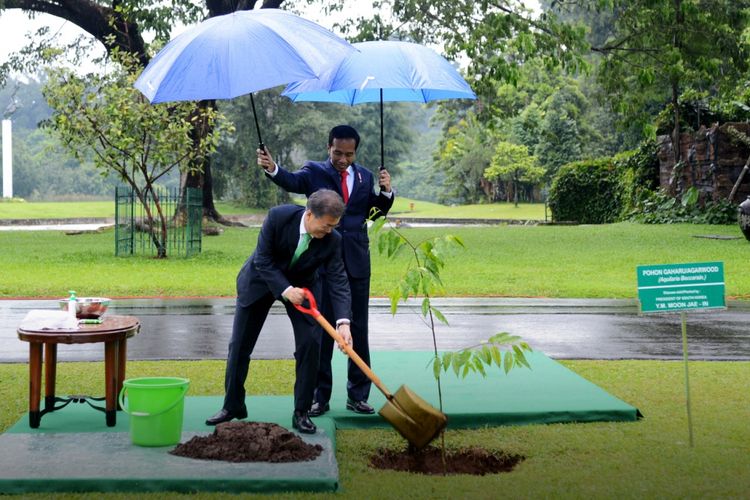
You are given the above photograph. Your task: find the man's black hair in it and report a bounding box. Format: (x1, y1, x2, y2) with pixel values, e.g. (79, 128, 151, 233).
(328, 125, 360, 150)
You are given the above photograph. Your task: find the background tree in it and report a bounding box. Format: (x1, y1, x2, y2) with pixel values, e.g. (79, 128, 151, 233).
(577, 0, 750, 156)
(433, 113, 495, 204)
(485, 141, 544, 206)
(43, 51, 228, 257)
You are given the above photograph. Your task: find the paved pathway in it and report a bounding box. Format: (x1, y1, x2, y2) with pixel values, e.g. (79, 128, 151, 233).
(2, 297, 748, 362)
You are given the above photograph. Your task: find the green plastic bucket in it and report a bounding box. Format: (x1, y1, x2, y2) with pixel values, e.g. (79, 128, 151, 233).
(118, 377, 190, 447)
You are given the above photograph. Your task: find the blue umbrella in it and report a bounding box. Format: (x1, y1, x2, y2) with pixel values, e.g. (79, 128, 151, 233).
(134, 9, 356, 147)
(282, 40, 476, 169)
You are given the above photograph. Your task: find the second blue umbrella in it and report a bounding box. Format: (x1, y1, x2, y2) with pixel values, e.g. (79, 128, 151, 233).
(282, 40, 476, 169)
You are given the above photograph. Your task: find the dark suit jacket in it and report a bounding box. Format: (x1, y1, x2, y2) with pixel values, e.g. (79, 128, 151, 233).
(268, 159, 394, 279)
(235, 204, 350, 320)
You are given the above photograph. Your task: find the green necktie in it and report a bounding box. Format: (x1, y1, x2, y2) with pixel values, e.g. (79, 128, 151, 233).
(290, 233, 312, 267)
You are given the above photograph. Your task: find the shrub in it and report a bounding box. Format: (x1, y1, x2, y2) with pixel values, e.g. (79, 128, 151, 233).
(548, 158, 623, 223)
(615, 139, 660, 215)
(626, 187, 736, 224)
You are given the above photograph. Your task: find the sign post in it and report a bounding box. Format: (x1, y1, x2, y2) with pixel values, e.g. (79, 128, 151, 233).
(636, 261, 726, 447)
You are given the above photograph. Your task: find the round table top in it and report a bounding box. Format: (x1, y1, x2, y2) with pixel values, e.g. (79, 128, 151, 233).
(17, 315, 140, 344)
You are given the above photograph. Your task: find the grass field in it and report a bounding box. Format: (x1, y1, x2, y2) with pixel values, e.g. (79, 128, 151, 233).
(0, 199, 547, 220)
(0, 221, 747, 299)
(0, 359, 747, 498)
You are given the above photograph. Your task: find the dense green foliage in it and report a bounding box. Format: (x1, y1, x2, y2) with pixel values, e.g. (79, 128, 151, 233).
(549, 137, 736, 225)
(548, 158, 623, 223)
(628, 188, 737, 225)
(587, 0, 750, 143)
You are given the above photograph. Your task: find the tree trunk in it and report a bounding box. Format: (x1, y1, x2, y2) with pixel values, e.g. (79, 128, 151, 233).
(672, 0, 683, 165)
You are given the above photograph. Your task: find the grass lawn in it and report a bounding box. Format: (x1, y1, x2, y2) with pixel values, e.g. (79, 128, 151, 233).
(0, 359, 747, 498)
(388, 197, 547, 220)
(0, 200, 266, 219)
(0, 198, 546, 220)
(1, 222, 747, 299)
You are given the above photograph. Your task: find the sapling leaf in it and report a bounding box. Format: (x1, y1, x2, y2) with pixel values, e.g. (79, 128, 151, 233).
(491, 347, 502, 367)
(503, 351, 513, 373)
(442, 352, 453, 372)
(473, 356, 487, 377)
(432, 357, 441, 379)
(433, 307, 449, 325)
(480, 346, 493, 364)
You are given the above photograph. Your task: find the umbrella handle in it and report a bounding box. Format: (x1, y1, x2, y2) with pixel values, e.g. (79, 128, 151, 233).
(379, 88, 386, 188)
(249, 93, 265, 151)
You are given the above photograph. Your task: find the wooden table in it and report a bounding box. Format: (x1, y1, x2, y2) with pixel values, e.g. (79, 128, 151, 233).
(17, 315, 140, 428)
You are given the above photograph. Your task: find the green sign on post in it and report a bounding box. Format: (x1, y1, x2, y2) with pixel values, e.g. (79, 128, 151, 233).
(636, 262, 726, 314)
(636, 261, 726, 448)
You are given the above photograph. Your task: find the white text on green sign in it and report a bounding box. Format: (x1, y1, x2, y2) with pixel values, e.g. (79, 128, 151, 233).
(636, 262, 725, 313)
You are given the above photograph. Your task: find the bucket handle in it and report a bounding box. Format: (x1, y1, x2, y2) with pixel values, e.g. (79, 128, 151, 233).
(118, 382, 189, 418)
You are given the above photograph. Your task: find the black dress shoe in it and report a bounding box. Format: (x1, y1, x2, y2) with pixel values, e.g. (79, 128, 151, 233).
(292, 410, 317, 434)
(309, 401, 330, 417)
(346, 398, 375, 414)
(205, 407, 247, 426)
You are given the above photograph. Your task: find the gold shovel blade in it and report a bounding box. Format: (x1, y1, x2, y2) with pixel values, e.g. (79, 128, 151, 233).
(378, 385, 447, 450)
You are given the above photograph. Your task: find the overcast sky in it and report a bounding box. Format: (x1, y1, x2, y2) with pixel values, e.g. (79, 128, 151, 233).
(0, 2, 540, 76)
(0, 4, 354, 72)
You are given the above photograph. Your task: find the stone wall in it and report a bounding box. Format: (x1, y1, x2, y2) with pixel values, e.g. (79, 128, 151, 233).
(656, 122, 750, 203)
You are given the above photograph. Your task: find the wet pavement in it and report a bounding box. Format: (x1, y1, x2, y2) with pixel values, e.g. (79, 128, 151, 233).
(2, 297, 749, 362)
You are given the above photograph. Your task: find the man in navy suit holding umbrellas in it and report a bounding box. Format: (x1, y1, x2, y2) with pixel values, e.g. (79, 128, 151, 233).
(206, 189, 352, 434)
(257, 125, 393, 416)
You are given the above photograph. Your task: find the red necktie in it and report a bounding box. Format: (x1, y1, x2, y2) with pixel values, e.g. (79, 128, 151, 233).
(340, 170, 349, 203)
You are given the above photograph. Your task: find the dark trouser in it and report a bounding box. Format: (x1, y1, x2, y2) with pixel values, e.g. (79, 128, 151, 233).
(314, 274, 371, 404)
(224, 293, 321, 413)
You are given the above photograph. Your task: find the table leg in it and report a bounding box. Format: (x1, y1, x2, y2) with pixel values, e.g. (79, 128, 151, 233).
(104, 340, 119, 427)
(28, 343, 42, 428)
(116, 338, 128, 410)
(44, 343, 58, 411)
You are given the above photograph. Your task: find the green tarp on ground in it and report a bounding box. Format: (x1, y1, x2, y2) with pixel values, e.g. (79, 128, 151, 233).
(0, 351, 640, 494)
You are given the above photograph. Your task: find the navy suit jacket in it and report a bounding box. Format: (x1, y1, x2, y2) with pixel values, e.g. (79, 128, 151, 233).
(235, 204, 350, 321)
(268, 159, 394, 279)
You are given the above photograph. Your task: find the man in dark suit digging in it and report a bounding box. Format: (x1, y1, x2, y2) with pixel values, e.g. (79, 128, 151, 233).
(257, 125, 393, 417)
(205, 189, 351, 434)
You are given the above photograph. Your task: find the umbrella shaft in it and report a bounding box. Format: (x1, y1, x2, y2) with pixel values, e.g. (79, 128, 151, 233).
(250, 93, 264, 150)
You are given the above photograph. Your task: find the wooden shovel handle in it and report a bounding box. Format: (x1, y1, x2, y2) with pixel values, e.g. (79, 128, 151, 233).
(294, 288, 393, 399)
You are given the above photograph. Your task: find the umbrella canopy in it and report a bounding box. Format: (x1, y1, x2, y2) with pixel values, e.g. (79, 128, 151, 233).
(136, 9, 355, 103)
(281, 40, 476, 168)
(134, 9, 356, 146)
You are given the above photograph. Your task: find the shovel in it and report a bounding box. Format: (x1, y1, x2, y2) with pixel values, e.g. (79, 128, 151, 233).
(294, 288, 447, 450)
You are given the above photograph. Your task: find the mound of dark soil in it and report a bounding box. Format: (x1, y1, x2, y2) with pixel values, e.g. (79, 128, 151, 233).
(370, 446, 524, 475)
(170, 421, 323, 463)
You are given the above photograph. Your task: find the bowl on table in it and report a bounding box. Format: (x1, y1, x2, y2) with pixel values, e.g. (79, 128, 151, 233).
(58, 297, 111, 319)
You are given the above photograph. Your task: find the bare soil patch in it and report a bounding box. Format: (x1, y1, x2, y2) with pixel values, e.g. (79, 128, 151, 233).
(370, 446, 524, 475)
(170, 421, 323, 463)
